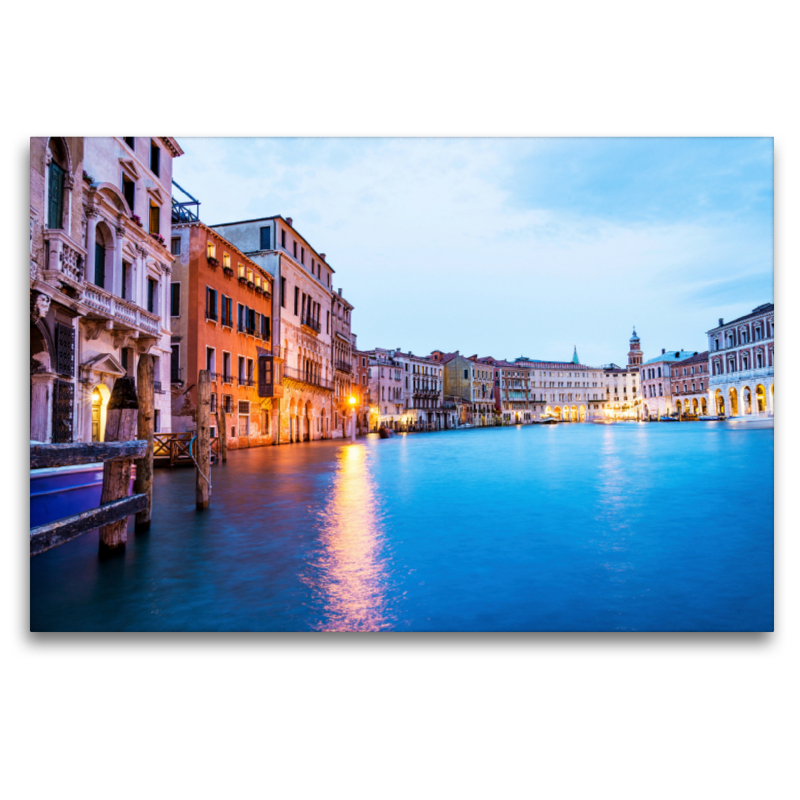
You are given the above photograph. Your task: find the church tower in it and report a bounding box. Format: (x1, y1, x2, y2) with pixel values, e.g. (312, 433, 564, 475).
(628, 327, 642, 370)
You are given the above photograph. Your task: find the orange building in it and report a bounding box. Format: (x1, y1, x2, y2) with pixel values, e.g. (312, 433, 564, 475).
(170, 220, 275, 448)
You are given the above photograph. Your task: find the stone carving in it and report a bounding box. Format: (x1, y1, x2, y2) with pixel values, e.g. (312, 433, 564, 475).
(30, 292, 51, 322)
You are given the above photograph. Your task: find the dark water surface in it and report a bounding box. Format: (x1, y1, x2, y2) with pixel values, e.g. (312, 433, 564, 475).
(30, 423, 774, 632)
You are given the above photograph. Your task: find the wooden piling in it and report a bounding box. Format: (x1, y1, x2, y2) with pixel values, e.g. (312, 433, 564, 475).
(196, 370, 211, 509)
(99, 377, 138, 556)
(217, 408, 227, 463)
(134, 354, 154, 532)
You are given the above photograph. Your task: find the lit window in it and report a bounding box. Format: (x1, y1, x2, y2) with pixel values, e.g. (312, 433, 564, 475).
(238, 264, 245, 278)
(207, 242, 216, 259)
(223, 253, 230, 268)
(247, 269, 253, 283)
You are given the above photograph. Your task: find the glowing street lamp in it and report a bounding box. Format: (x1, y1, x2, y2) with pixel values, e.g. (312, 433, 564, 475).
(349, 396, 357, 442)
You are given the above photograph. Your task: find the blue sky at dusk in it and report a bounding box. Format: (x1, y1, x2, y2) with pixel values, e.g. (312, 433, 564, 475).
(173, 137, 773, 366)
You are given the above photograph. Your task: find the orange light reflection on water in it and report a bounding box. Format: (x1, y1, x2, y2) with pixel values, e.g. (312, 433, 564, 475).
(311, 444, 394, 632)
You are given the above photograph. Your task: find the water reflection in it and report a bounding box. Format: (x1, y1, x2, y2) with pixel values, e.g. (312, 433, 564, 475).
(306, 444, 395, 631)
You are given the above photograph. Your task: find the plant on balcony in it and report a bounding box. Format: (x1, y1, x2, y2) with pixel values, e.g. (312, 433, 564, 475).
(131, 214, 143, 227)
(238, 275, 247, 283)
(247, 280, 255, 289)
(254, 286, 263, 294)
(82, 170, 95, 184)
(207, 255, 219, 267)
(150, 232, 166, 246)
(223, 266, 234, 276)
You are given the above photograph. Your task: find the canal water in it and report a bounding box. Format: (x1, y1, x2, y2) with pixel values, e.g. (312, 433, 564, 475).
(30, 422, 774, 632)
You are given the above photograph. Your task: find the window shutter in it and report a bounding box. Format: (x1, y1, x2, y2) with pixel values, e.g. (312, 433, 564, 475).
(48, 162, 65, 230)
(94, 243, 105, 288)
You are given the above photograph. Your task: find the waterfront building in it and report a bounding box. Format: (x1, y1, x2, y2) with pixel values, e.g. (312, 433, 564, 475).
(476, 357, 530, 424)
(407, 352, 447, 430)
(352, 342, 371, 435)
(600, 364, 641, 419)
(30, 136, 182, 444)
(520, 352, 606, 421)
(169, 218, 274, 448)
(707, 303, 774, 417)
(210, 216, 335, 442)
(366, 348, 410, 430)
(670, 351, 710, 417)
(640, 349, 698, 419)
(433, 351, 495, 425)
(330, 288, 355, 438)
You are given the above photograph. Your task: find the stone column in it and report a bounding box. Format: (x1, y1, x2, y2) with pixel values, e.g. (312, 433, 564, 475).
(30, 372, 56, 442)
(84, 209, 99, 282)
(113, 225, 126, 297)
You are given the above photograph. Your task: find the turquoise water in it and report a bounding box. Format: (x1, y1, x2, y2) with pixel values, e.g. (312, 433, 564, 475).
(30, 422, 774, 632)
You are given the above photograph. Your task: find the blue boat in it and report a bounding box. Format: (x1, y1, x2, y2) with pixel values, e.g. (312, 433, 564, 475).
(31, 463, 136, 529)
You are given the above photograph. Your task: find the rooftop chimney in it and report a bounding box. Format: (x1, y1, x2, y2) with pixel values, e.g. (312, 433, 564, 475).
(719, 318, 724, 326)
(338, 288, 342, 295)
(286, 217, 293, 227)
(662, 348, 666, 355)
(320, 253, 326, 261)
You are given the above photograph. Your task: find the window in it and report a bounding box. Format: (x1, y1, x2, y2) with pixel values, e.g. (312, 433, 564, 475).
(171, 237, 181, 256)
(171, 344, 180, 382)
(123, 174, 135, 213)
(261, 314, 271, 340)
(149, 200, 160, 235)
(119, 260, 129, 300)
(223, 253, 230, 269)
(47, 158, 66, 230)
(247, 358, 254, 384)
(281, 230, 286, 249)
(224, 394, 233, 413)
(221, 295, 233, 327)
(293, 241, 298, 259)
(260, 226, 271, 250)
(464, 369, 468, 379)
(238, 263, 245, 279)
(300, 246, 305, 264)
(206, 347, 215, 373)
(238, 303, 245, 332)
(255, 276, 261, 289)
(205, 286, 217, 321)
(280, 277, 286, 308)
(147, 277, 157, 314)
(150, 140, 160, 177)
(294, 286, 299, 316)
(170, 282, 180, 316)
(223, 352, 231, 382)
(247, 269, 253, 283)
(207, 242, 216, 260)
(238, 356, 245, 382)
(124, 137, 135, 150)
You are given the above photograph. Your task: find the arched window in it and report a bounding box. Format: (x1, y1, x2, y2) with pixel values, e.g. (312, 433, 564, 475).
(47, 139, 69, 230)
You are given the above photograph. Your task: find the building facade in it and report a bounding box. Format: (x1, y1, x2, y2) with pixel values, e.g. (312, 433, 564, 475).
(211, 216, 335, 442)
(331, 289, 355, 438)
(169, 220, 274, 448)
(707, 303, 774, 417)
(434, 352, 495, 426)
(524, 357, 606, 421)
(352, 343, 371, 435)
(30, 136, 182, 444)
(640, 350, 698, 419)
(670, 351, 710, 417)
(367, 348, 410, 430)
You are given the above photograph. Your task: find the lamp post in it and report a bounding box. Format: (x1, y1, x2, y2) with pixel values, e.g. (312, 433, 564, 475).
(349, 395, 356, 442)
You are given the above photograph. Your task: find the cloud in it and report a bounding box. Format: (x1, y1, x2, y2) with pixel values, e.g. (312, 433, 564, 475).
(174, 138, 773, 366)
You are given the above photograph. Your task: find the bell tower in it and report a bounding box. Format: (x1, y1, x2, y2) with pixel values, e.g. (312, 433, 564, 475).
(628, 327, 642, 369)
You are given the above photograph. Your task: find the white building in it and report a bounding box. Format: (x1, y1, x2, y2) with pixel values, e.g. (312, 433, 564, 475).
(30, 136, 182, 443)
(707, 303, 774, 417)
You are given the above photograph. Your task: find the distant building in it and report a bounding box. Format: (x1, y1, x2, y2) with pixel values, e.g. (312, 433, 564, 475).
(670, 351, 710, 417)
(351, 342, 371, 435)
(707, 303, 774, 417)
(434, 351, 495, 426)
(520, 353, 606, 421)
(330, 288, 355, 438)
(640, 349, 698, 419)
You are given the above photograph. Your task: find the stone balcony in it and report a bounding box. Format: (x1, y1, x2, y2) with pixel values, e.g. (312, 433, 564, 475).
(41, 228, 86, 290)
(82, 284, 162, 338)
(709, 367, 774, 387)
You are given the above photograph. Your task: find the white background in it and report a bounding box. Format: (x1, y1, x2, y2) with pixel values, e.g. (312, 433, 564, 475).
(4, 2, 796, 798)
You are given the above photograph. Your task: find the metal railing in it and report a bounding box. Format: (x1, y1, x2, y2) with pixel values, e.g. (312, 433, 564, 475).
(335, 360, 352, 373)
(283, 365, 332, 390)
(301, 316, 321, 332)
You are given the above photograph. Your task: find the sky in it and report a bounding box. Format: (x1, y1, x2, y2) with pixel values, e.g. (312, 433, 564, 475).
(173, 138, 773, 367)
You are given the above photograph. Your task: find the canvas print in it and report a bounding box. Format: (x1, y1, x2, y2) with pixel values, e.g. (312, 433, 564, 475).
(29, 137, 774, 632)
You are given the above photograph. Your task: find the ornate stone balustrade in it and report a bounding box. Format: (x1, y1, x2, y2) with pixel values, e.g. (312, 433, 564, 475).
(82, 284, 161, 336)
(42, 228, 85, 286)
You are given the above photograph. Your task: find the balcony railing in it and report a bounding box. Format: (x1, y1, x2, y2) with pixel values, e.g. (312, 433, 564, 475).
(239, 377, 255, 387)
(83, 284, 161, 336)
(283, 365, 332, 391)
(301, 316, 321, 333)
(335, 360, 352, 373)
(154, 381, 164, 394)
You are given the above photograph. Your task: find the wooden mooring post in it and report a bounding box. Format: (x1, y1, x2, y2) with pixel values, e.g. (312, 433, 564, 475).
(217, 408, 227, 463)
(134, 354, 154, 532)
(196, 370, 211, 509)
(99, 377, 139, 556)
